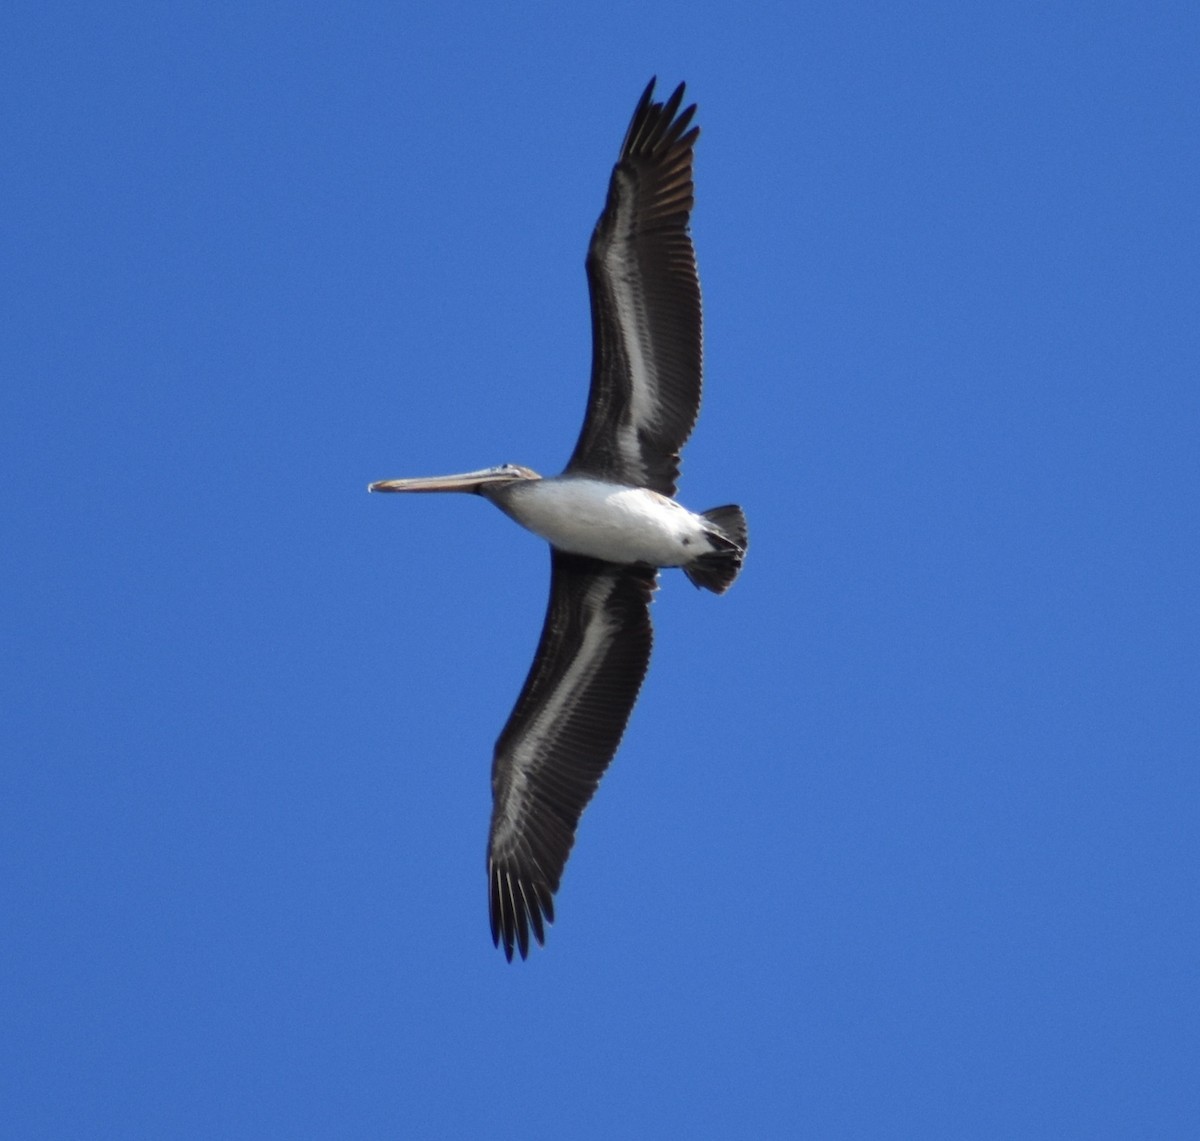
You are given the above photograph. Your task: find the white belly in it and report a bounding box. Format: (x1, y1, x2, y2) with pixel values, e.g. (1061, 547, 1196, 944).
(500, 478, 708, 566)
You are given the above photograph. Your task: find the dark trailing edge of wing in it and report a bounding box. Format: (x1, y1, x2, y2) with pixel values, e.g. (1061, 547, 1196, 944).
(566, 78, 703, 497)
(487, 550, 658, 960)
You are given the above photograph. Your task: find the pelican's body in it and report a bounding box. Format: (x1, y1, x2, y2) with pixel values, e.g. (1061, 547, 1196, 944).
(498, 477, 707, 566)
(370, 80, 748, 959)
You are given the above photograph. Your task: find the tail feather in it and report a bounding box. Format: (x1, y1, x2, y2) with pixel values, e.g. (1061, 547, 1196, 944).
(684, 504, 748, 594)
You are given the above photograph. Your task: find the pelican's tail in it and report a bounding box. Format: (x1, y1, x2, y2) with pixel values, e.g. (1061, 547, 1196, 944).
(684, 505, 748, 594)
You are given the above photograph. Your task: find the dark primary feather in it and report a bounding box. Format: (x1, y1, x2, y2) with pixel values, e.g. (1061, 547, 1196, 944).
(566, 78, 703, 497)
(487, 551, 657, 960)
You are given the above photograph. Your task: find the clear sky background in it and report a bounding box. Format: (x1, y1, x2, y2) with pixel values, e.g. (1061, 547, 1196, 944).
(4, 3, 1198, 1137)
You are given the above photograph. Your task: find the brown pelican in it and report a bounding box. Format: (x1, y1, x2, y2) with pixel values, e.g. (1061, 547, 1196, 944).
(370, 80, 748, 960)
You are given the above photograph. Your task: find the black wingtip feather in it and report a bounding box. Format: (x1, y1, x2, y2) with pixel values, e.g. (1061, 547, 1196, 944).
(489, 857, 555, 962)
(620, 78, 697, 164)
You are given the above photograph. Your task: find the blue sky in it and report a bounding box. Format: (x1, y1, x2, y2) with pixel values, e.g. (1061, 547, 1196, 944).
(4, 2, 1198, 1136)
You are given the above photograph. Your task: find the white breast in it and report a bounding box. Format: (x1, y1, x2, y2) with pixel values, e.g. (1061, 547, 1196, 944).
(500, 478, 708, 567)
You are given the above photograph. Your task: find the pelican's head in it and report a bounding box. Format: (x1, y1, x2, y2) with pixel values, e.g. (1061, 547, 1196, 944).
(368, 463, 541, 495)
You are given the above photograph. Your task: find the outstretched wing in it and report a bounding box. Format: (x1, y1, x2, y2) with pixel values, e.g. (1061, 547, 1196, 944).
(487, 550, 657, 960)
(564, 79, 703, 497)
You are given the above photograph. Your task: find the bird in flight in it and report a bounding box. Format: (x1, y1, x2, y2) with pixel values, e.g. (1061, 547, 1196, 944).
(370, 79, 747, 959)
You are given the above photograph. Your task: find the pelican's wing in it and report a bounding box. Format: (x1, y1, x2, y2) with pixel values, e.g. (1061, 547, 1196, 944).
(487, 550, 657, 960)
(564, 79, 703, 497)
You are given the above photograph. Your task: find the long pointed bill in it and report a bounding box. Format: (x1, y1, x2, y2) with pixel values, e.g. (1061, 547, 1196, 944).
(368, 466, 536, 494)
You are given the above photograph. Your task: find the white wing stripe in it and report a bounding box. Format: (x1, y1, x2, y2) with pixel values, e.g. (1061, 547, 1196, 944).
(492, 575, 618, 848)
(605, 172, 659, 482)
